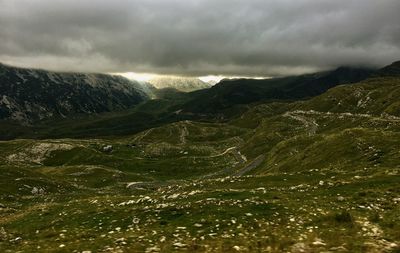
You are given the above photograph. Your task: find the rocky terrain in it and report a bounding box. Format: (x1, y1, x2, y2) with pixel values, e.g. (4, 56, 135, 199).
(0, 62, 399, 252)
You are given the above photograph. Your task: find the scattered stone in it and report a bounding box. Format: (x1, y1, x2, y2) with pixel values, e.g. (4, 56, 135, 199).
(312, 238, 326, 246)
(9, 237, 22, 243)
(329, 246, 347, 251)
(173, 242, 187, 248)
(145, 246, 161, 253)
(102, 145, 113, 153)
(116, 238, 126, 243)
(291, 242, 310, 253)
(31, 187, 45, 195)
(233, 245, 242, 251)
(168, 193, 180, 199)
(337, 196, 345, 201)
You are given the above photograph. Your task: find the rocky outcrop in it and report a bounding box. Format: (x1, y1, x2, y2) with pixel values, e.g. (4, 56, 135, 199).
(0, 63, 150, 123)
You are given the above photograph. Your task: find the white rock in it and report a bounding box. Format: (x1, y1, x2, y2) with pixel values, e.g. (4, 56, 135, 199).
(102, 145, 113, 152)
(233, 245, 241, 251)
(169, 193, 180, 199)
(312, 239, 326, 246)
(145, 246, 161, 253)
(173, 242, 187, 248)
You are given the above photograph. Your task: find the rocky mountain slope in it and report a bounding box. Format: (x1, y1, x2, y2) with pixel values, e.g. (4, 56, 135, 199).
(0, 63, 149, 124)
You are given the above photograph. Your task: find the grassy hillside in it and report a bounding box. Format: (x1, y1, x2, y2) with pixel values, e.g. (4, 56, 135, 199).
(0, 70, 399, 252)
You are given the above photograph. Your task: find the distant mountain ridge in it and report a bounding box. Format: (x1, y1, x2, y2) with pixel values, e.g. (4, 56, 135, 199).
(376, 60, 400, 77)
(181, 66, 375, 114)
(0, 63, 149, 123)
(148, 76, 212, 92)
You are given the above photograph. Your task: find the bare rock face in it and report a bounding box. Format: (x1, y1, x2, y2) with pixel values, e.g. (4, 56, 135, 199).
(0, 63, 150, 124)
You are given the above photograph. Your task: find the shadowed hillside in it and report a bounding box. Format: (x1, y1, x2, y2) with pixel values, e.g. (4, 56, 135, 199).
(181, 67, 374, 114)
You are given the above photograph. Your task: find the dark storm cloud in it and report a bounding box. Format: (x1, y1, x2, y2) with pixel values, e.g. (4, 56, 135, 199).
(0, 0, 400, 76)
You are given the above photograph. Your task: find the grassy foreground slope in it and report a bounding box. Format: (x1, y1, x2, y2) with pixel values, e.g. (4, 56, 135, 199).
(0, 77, 400, 252)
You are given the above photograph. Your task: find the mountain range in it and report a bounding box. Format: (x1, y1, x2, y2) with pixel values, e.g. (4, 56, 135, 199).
(0, 62, 377, 128)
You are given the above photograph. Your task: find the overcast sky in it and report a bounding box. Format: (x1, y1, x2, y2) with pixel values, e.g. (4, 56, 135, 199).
(1, 0, 399, 76)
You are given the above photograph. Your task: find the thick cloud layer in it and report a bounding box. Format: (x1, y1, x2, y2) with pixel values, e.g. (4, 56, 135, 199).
(1, 0, 399, 76)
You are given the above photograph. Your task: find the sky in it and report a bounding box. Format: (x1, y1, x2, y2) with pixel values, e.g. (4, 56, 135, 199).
(1, 0, 400, 79)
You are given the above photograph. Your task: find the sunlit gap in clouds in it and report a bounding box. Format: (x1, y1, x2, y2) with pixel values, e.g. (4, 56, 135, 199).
(114, 73, 270, 84)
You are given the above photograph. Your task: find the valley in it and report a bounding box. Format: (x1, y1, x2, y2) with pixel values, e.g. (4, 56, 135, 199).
(0, 63, 399, 252)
